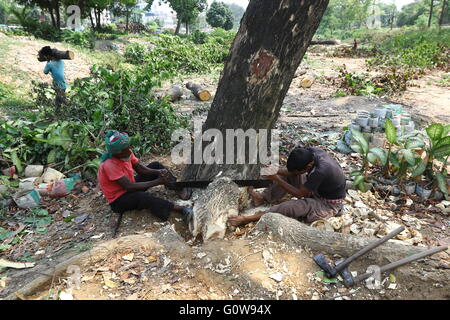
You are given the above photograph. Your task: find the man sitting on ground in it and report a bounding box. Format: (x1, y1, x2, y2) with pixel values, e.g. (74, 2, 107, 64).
(97, 130, 193, 224)
(228, 147, 346, 226)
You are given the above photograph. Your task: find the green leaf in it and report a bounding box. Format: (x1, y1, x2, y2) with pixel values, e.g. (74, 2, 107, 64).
(405, 138, 425, 149)
(435, 136, 450, 149)
(354, 175, 365, 186)
(369, 147, 387, 165)
(390, 152, 401, 168)
(0, 244, 12, 252)
(350, 170, 362, 177)
(411, 162, 427, 177)
(426, 123, 444, 142)
(385, 119, 397, 145)
(32, 209, 48, 217)
(367, 152, 377, 164)
(442, 125, 450, 138)
(36, 227, 48, 233)
(351, 129, 369, 154)
(400, 149, 415, 166)
(47, 149, 57, 164)
(63, 216, 75, 223)
(433, 144, 450, 158)
(350, 144, 363, 154)
(436, 172, 448, 196)
(10, 150, 23, 174)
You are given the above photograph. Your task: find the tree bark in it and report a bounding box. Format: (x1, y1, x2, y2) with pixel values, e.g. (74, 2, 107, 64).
(126, 12, 129, 32)
(175, 19, 181, 35)
(256, 213, 430, 264)
(48, 6, 56, 28)
(439, 0, 448, 27)
(181, 0, 330, 183)
(428, 0, 435, 27)
(89, 11, 95, 30)
(55, 0, 61, 29)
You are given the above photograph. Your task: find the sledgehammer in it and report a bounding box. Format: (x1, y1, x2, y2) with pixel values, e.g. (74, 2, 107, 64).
(313, 226, 405, 286)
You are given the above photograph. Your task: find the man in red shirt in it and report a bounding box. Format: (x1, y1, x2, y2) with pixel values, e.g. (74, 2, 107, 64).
(98, 130, 193, 225)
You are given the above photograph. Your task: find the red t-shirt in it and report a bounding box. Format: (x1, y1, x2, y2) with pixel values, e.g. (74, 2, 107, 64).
(97, 153, 139, 203)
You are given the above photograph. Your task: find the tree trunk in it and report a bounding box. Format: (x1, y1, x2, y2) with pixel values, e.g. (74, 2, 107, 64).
(175, 19, 181, 35)
(439, 0, 448, 27)
(428, 0, 435, 27)
(181, 0, 330, 183)
(96, 8, 101, 31)
(48, 6, 56, 28)
(186, 22, 189, 34)
(89, 11, 95, 30)
(126, 11, 129, 32)
(256, 213, 429, 264)
(55, 0, 61, 29)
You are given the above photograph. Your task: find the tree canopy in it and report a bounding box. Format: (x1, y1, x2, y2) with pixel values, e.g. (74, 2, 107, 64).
(206, 1, 233, 30)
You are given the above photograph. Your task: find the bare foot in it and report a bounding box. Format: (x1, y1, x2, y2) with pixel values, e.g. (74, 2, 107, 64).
(248, 187, 265, 207)
(228, 215, 249, 227)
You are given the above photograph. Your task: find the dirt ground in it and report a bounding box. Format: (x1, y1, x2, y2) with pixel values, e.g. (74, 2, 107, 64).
(0, 39, 449, 300)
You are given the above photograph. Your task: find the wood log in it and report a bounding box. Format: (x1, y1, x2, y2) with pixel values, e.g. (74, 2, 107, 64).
(38, 49, 75, 62)
(185, 82, 211, 101)
(256, 212, 431, 264)
(310, 39, 341, 45)
(300, 75, 315, 88)
(168, 84, 183, 102)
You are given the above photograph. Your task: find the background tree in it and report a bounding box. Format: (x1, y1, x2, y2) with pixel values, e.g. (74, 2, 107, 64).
(164, 0, 207, 35)
(111, 0, 139, 32)
(182, 0, 330, 184)
(206, 1, 233, 30)
(227, 2, 244, 30)
(16, 0, 63, 29)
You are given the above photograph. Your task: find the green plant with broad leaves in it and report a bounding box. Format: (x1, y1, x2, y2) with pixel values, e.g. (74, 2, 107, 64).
(350, 129, 387, 192)
(409, 123, 450, 198)
(383, 118, 424, 180)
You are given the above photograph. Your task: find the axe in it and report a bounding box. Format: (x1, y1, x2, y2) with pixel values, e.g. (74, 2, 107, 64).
(314, 226, 405, 287)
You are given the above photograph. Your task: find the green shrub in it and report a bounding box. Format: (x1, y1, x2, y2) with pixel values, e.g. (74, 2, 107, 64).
(124, 43, 147, 64)
(33, 65, 188, 156)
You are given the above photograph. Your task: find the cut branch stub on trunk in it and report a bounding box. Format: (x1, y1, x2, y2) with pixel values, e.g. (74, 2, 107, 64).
(186, 82, 211, 101)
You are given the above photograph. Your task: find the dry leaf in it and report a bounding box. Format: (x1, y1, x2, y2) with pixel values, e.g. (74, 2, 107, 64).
(81, 273, 97, 282)
(147, 256, 157, 263)
(103, 272, 118, 288)
(122, 253, 134, 262)
(120, 272, 131, 281)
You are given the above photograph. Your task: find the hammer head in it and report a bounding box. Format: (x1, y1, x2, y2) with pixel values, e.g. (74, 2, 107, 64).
(313, 253, 338, 278)
(335, 258, 355, 288)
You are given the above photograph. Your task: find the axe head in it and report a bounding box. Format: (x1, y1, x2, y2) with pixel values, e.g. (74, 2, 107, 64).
(313, 253, 337, 278)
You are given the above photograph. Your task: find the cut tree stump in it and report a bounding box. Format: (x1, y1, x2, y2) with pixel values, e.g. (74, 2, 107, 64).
(190, 177, 240, 241)
(300, 75, 315, 88)
(256, 213, 432, 264)
(168, 84, 183, 102)
(185, 82, 211, 101)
